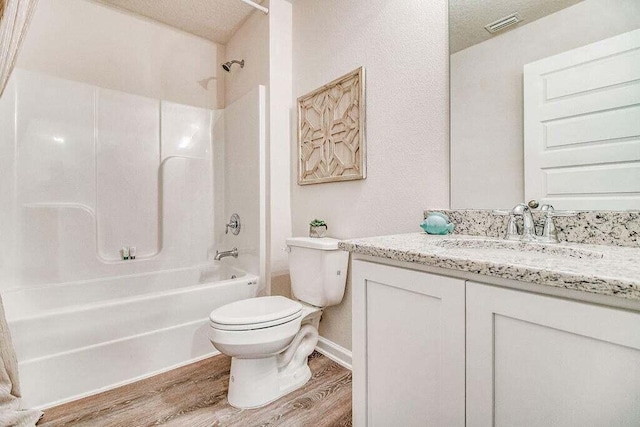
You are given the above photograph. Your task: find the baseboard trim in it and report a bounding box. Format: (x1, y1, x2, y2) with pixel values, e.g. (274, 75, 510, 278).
(315, 336, 352, 370)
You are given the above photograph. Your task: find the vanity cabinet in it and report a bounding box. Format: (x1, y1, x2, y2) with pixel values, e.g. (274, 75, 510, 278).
(466, 281, 640, 427)
(352, 260, 466, 427)
(353, 260, 640, 427)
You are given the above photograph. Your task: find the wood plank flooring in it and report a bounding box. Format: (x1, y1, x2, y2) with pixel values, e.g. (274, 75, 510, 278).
(38, 352, 352, 427)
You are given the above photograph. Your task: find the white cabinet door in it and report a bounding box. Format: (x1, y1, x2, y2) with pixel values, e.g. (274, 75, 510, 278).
(352, 260, 465, 427)
(524, 28, 640, 210)
(466, 281, 640, 427)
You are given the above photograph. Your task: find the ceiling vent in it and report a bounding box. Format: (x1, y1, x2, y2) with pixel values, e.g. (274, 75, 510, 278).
(484, 12, 522, 34)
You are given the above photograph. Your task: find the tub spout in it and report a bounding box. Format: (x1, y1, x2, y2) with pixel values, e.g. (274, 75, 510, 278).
(214, 248, 238, 261)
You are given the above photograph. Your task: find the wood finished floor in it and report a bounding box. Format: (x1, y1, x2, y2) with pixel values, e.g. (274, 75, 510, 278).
(38, 352, 352, 427)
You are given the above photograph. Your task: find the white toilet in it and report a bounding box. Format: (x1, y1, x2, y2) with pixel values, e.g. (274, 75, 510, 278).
(208, 237, 349, 408)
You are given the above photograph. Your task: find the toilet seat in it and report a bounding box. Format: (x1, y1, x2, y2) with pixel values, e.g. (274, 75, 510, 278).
(210, 296, 303, 331)
(211, 311, 302, 331)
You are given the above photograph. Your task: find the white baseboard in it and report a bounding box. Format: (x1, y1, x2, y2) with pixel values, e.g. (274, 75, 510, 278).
(315, 336, 352, 370)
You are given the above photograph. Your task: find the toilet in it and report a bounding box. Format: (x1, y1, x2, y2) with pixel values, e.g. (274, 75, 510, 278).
(208, 237, 349, 409)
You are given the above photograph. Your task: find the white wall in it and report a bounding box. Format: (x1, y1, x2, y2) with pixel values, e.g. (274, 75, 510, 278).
(18, 0, 224, 110)
(291, 0, 450, 350)
(451, 0, 640, 209)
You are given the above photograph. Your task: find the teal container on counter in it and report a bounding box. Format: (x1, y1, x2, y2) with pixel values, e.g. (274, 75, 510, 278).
(420, 212, 455, 235)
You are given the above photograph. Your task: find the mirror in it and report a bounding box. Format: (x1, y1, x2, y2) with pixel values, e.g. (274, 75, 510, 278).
(449, 0, 640, 211)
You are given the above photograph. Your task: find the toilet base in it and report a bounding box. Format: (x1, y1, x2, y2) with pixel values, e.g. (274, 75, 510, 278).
(226, 322, 319, 409)
(227, 356, 312, 409)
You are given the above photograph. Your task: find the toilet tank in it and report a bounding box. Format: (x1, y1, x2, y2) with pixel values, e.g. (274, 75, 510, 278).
(286, 237, 349, 308)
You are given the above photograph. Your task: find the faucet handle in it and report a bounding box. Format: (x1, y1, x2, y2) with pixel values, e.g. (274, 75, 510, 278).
(492, 209, 519, 240)
(510, 203, 530, 215)
(504, 215, 520, 241)
(225, 213, 241, 235)
(538, 205, 577, 243)
(539, 204, 577, 217)
(539, 212, 559, 243)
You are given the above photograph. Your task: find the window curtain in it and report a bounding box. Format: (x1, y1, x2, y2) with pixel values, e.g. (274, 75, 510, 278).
(0, 0, 38, 98)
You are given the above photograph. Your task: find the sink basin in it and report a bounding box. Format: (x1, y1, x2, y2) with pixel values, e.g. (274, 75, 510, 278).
(432, 238, 604, 260)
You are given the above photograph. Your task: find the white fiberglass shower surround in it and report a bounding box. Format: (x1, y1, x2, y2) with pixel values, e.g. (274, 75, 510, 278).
(0, 69, 267, 408)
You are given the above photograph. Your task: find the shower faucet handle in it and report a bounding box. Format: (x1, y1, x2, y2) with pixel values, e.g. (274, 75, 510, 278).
(225, 213, 241, 235)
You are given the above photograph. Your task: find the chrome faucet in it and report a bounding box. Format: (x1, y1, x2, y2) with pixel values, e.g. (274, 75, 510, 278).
(214, 247, 238, 261)
(493, 203, 537, 242)
(494, 203, 575, 243)
(510, 203, 538, 241)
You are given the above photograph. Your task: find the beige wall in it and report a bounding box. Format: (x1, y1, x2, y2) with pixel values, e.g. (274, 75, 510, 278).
(268, 0, 293, 277)
(224, 3, 271, 291)
(290, 0, 450, 350)
(225, 0, 293, 292)
(18, 0, 224, 109)
(224, 5, 270, 106)
(450, 0, 640, 209)
(271, 273, 292, 300)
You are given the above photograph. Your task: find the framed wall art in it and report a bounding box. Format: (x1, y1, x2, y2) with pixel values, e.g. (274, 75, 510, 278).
(297, 67, 366, 185)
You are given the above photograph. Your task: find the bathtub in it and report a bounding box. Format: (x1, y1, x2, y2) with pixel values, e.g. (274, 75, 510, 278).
(3, 263, 259, 408)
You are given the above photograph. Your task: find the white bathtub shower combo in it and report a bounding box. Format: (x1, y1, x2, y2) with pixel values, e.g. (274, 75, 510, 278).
(0, 69, 267, 408)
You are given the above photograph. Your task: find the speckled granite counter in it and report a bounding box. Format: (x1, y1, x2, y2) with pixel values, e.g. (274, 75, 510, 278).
(424, 209, 640, 248)
(339, 233, 640, 302)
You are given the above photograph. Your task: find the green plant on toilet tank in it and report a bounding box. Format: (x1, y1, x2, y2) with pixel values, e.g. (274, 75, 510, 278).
(309, 219, 327, 238)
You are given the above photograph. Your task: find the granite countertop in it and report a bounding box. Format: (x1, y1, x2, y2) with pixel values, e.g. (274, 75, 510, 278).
(339, 233, 640, 302)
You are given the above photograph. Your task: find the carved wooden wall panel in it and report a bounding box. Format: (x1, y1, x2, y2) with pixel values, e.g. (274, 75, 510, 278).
(297, 67, 365, 185)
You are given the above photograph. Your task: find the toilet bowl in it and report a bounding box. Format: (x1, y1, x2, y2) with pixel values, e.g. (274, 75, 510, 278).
(209, 296, 322, 408)
(208, 237, 348, 409)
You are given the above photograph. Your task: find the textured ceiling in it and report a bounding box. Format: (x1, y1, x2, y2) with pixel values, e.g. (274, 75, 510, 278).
(450, 0, 585, 53)
(96, 0, 264, 44)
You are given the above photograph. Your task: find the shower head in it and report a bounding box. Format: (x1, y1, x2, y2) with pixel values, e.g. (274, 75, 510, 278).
(222, 59, 245, 72)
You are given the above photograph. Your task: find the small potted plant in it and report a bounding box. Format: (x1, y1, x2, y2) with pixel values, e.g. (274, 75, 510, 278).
(309, 219, 328, 238)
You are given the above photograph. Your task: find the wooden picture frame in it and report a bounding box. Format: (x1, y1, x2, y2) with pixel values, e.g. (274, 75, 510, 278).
(297, 67, 366, 185)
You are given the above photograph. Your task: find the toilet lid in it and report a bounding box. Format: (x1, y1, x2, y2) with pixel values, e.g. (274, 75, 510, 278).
(209, 296, 303, 329)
